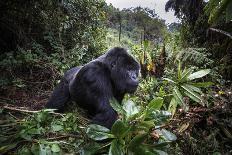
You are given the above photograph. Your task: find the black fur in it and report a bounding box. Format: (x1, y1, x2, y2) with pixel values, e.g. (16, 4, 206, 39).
(46, 47, 140, 128)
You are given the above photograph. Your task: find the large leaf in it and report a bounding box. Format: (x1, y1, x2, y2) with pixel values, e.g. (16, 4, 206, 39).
(183, 84, 202, 93)
(148, 97, 164, 110)
(179, 68, 193, 82)
(181, 84, 202, 103)
(80, 142, 101, 155)
(187, 69, 210, 80)
(173, 87, 184, 106)
(128, 133, 148, 151)
(122, 100, 139, 118)
(86, 124, 114, 141)
(51, 144, 60, 153)
(109, 139, 124, 155)
(110, 99, 126, 116)
(168, 97, 177, 116)
(111, 120, 129, 138)
(149, 110, 171, 125)
(159, 129, 177, 141)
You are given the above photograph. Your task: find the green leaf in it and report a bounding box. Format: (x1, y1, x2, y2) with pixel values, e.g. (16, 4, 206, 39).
(51, 144, 60, 153)
(109, 139, 124, 155)
(180, 68, 193, 82)
(192, 82, 213, 87)
(177, 61, 182, 79)
(88, 124, 110, 132)
(183, 84, 202, 93)
(181, 84, 202, 103)
(160, 129, 177, 141)
(110, 99, 126, 116)
(128, 133, 147, 151)
(0, 143, 17, 154)
(149, 110, 171, 125)
(139, 120, 155, 129)
(39, 144, 47, 155)
(86, 124, 114, 141)
(173, 87, 184, 105)
(148, 97, 163, 110)
(51, 124, 63, 132)
(31, 144, 40, 155)
(111, 120, 129, 138)
(154, 150, 168, 155)
(80, 142, 101, 155)
(168, 97, 177, 116)
(18, 147, 31, 155)
(187, 69, 210, 80)
(122, 100, 139, 118)
(162, 78, 175, 84)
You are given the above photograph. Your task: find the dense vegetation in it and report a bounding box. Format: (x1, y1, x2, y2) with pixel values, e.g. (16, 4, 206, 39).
(0, 0, 231, 154)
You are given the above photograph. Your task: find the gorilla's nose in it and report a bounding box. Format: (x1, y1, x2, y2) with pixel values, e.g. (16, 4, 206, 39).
(131, 74, 137, 81)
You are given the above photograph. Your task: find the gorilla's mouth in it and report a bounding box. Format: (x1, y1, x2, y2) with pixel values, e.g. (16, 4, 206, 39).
(127, 83, 139, 93)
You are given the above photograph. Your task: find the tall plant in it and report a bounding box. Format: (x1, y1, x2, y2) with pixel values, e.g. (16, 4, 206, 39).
(85, 99, 176, 155)
(163, 62, 212, 115)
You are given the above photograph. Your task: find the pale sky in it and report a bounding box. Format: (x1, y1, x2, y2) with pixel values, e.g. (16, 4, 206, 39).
(105, 0, 179, 24)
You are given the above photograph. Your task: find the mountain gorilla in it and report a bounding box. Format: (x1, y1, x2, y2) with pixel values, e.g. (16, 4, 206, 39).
(45, 47, 140, 128)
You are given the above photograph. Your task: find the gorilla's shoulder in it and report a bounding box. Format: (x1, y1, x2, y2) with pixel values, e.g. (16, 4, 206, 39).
(76, 61, 110, 83)
(64, 66, 82, 81)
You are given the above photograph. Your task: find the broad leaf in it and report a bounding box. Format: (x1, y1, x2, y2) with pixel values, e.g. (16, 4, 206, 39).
(86, 124, 114, 141)
(51, 144, 60, 153)
(110, 99, 126, 116)
(181, 84, 202, 103)
(183, 84, 202, 93)
(111, 120, 129, 138)
(128, 133, 147, 150)
(148, 97, 163, 110)
(149, 110, 171, 125)
(160, 129, 177, 141)
(80, 142, 101, 155)
(173, 87, 184, 105)
(109, 139, 124, 155)
(168, 97, 177, 116)
(122, 100, 139, 118)
(180, 68, 193, 82)
(187, 69, 210, 80)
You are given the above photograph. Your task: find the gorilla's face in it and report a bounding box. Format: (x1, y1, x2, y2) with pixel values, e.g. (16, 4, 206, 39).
(110, 50, 140, 94)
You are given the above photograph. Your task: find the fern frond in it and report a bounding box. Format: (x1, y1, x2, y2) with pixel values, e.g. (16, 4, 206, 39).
(176, 48, 214, 67)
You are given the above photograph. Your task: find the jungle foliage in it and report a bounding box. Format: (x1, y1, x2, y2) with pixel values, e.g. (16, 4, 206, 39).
(0, 0, 232, 155)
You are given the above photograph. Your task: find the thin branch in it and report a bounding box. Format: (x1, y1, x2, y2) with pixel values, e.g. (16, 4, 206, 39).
(209, 28, 232, 39)
(1, 104, 64, 116)
(47, 134, 81, 140)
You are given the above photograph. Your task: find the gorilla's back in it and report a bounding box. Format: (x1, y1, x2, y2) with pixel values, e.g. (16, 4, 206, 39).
(64, 66, 82, 82)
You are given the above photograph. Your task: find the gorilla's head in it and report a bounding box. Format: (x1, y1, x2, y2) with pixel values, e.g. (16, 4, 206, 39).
(104, 47, 140, 94)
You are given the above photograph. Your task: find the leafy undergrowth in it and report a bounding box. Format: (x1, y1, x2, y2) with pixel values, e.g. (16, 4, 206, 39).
(168, 87, 232, 154)
(0, 98, 177, 155)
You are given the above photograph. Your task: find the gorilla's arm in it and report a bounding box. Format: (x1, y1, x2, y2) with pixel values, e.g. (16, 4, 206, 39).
(92, 100, 118, 129)
(45, 67, 81, 111)
(45, 78, 70, 111)
(70, 62, 118, 128)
